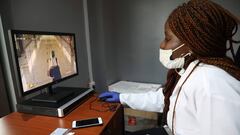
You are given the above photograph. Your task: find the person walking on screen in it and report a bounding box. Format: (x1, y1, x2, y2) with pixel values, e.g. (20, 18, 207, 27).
(48, 50, 61, 81)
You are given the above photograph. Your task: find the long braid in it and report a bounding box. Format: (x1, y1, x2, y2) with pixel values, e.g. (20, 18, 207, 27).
(162, 0, 240, 125)
(162, 56, 196, 125)
(162, 70, 180, 125)
(169, 0, 240, 79)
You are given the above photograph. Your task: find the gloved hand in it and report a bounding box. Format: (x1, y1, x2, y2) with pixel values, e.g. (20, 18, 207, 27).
(98, 91, 120, 102)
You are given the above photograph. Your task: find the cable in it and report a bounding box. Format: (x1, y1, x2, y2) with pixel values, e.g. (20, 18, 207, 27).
(89, 96, 118, 112)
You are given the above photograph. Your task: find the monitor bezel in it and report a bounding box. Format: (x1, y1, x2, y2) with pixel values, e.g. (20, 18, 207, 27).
(10, 29, 79, 97)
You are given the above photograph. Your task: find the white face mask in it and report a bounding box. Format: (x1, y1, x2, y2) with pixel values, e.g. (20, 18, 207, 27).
(159, 44, 191, 69)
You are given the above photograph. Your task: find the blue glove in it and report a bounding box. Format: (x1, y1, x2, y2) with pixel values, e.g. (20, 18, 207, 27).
(98, 91, 120, 102)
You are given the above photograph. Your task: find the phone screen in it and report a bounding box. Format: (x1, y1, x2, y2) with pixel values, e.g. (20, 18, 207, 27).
(76, 118, 99, 126)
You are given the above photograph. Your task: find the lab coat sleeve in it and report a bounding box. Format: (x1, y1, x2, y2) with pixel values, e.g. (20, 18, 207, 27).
(197, 94, 240, 135)
(119, 88, 165, 112)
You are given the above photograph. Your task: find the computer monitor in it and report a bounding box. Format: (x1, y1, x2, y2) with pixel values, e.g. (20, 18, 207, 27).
(9, 30, 78, 103)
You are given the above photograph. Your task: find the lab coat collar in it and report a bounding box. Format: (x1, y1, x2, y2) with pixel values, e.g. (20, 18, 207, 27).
(176, 60, 200, 76)
(167, 60, 200, 130)
(177, 60, 200, 86)
(176, 68, 185, 76)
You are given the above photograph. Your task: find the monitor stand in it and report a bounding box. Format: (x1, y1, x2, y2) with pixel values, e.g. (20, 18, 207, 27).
(18, 87, 94, 117)
(31, 86, 74, 103)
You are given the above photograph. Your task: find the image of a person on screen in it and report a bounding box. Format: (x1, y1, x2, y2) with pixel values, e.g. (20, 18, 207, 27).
(48, 50, 62, 81)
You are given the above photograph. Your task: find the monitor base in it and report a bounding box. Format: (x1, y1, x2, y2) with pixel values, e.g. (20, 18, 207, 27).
(17, 87, 94, 117)
(31, 90, 74, 103)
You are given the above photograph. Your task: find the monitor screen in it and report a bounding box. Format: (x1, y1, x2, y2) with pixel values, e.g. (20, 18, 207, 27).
(10, 30, 78, 96)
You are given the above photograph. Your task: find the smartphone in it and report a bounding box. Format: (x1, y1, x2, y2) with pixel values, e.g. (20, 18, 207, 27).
(72, 117, 103, 128)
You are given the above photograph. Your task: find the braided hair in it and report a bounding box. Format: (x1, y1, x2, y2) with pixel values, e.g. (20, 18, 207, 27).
(162, 0, 240, 125)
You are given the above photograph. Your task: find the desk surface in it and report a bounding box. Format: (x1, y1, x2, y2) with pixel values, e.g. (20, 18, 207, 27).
(0, 95, 122, 135)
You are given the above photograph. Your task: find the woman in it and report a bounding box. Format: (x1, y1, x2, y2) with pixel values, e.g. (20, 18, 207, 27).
(99, 0, 240, 134)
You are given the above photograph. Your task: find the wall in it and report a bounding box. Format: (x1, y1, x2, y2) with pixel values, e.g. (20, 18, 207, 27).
(0, 61, 11, 117)
(88, 0, 118, 91)
(88, 0, 240, 92)
(0, 0, 239, 110)
(88, 0, 108, 91)
(9, 0, 89, 87)
(0, 0, 91, 110)
(0, 0, 15, 114)
(88, 0, 180, 91)
(213, 0, 240, 55)
(113, 0, 240, 84)
(88, 0, 193, 90)
(112, 0, 184, 84)
(0, 15, 11, 116)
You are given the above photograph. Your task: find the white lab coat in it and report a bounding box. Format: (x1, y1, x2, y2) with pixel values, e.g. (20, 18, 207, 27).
(120, 60, 240, 135)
